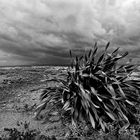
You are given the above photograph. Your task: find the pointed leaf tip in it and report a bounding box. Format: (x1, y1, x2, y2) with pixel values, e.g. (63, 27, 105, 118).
(105, 42, 110, 50)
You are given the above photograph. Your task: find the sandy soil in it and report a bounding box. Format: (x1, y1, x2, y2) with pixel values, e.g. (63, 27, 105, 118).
(0, 66, 67, 137)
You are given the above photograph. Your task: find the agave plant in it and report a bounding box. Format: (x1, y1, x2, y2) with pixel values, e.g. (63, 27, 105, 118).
(35, 42, 140, 131)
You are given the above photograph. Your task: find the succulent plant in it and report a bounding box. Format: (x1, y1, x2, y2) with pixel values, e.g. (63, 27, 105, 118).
(35, 42, 140, 131)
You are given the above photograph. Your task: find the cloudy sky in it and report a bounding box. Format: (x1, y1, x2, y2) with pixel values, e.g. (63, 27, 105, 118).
(0, 0, 140, 66)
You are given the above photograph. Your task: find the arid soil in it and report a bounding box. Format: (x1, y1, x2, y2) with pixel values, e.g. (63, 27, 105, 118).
(0, 66, 140, 139)
(0, 66, 67, 137)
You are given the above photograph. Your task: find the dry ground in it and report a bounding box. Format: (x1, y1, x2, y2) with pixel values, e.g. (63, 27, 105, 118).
(0, 66, 67, 138)
(0, 66, 140, 140)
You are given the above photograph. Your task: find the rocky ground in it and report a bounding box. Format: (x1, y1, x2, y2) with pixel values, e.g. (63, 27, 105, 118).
(0, 66, 68, 138)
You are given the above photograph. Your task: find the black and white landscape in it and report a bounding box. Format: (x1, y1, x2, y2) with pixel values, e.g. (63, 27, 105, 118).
(0, 0, 140, 140)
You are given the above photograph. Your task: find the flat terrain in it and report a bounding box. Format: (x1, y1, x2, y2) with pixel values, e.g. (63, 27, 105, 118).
(0, 66, 67, 137)
(0, 66, 140, 139)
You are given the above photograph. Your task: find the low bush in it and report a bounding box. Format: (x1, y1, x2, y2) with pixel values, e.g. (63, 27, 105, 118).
(0, 121, 57, 140)
(35, 43, 140, 134)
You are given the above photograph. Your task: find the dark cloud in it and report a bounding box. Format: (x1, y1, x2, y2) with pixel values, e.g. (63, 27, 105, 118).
(0, 0, 140, 65)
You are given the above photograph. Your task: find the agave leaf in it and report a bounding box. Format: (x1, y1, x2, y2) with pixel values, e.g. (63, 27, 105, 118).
(35, 102, 47, 111)
(34, 101, 48, 119)
(105, 42, 110, 51)
(81, 73, 90, 77)
(91, 101, 100, 108)
(81, 99, 87, 110)
(125, 94, 140, 103)
(58, 73, 68, 77)
(99, 118, 105, 132)
(114, 97, 124, 101)
(57, 79, 68, 87)
(91, 87, 102, 102)
(117, 84, 126, 98)
(107, 85, 116, 98)
(63, 101, 70, 110)
(40, 90, 50, 100)
(125, 65, 135, 70)
(126, 100, 134, 106)
(122, 51, 128, 58)
(92, 44, 98, 57)
(79, 56, 83, 61)
(96, 95, 103, 102)
(79, 84, 91, 101)
(92, 107, 99, 121)
(113, 54, 123, 60)
(40, 92, 50, 101)
(102, 85, 116, 99)
(85, 54, 88, 62)
(112, 47, 120, 55)
(105, 111, 115, 121)
(117, 64, 125, 70)
(88, 49, 92, 58)
(126, 80, 140, 86)
(89, 113, 95, 128)
(90, 87, 97, 94)
(121, 112, 129, 122)
(97, 53, 105, 65)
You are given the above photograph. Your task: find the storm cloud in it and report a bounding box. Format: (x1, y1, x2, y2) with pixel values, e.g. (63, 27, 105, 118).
(0, 0, 140, 65)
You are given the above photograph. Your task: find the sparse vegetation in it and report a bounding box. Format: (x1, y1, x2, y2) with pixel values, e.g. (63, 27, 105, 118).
(0, 121, 57, 140)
